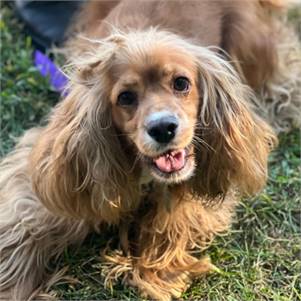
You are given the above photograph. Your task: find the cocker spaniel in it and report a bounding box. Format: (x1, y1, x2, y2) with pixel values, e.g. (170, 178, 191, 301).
(1, 0, 300, 300)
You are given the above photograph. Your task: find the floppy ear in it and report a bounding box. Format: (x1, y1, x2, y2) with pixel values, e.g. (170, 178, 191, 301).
(30, 42, 138, 223)
(190, 49, 277, 197)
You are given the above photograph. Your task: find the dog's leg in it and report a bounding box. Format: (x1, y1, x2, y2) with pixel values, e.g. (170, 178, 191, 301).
(102, 189, 238, 301)
(0, 130, 90, 300)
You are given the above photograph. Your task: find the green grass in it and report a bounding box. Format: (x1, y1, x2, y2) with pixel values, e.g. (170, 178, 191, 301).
(0, 4, 57, 155)
(1, 4, 300, 301)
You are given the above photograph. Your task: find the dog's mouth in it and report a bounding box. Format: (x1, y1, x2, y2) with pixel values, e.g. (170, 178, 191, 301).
(144, 146, 195, 183)
(153, 149, 187, 173)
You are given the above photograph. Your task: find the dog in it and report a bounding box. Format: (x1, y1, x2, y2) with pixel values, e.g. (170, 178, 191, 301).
(0, 1, 300, 300)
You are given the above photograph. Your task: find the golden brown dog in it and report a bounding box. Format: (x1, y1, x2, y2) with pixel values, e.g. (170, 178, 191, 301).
(0, 1, 300, 300)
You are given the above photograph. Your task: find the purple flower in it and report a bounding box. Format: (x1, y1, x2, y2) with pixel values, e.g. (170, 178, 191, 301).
(34, 50, 68, 95)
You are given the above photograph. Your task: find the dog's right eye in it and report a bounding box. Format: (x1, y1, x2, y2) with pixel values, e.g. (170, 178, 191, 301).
(117, 91, 138, 106)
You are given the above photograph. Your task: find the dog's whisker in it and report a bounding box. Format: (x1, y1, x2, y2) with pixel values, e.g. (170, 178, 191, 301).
(128, 152, 143, 173)
(194, 123, 212, 130)
(192, 136, 216, 153)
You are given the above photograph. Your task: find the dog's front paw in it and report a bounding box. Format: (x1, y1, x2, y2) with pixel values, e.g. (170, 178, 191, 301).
(101, 249, 215, 301)
(128, 256, 214, 301)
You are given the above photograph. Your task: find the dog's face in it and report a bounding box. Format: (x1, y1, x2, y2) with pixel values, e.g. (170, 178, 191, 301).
(31, 30, 275, 219)
(108, 46, 200, 183)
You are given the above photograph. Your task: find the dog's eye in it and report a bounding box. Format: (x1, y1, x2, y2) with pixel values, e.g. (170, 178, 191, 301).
(173, 77, 190, 92)
(117, 91, 138, 106)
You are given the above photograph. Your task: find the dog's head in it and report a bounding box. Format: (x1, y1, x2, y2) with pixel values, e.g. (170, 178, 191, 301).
(108, 32, 200, 183)
(31, 29, 276, 220)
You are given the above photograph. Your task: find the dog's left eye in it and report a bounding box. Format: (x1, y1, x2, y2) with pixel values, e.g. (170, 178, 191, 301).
(173, 77, 190, 92)
(117, 91, 138, 106)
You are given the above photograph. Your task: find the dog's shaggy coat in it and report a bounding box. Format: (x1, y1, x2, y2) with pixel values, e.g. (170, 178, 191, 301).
(0, 1, 300, 300)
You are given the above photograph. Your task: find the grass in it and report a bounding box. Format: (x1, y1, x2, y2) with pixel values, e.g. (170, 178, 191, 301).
(0, 5, 57, 155)
(1, 4, 300, 301)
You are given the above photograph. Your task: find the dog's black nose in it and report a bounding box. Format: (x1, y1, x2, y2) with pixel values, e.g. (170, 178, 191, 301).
(147, 116, 179, 144)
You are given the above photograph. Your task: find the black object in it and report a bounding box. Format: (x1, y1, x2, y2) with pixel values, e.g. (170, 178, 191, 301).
(147, 116, 179, 144)
(14, 0, 84, 51)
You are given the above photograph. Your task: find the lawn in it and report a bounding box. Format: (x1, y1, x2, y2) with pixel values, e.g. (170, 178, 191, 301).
(0, 4, 300, 301)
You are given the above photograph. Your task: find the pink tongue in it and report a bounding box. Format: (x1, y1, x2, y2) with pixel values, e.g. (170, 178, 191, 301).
(154, 149, 186, 173)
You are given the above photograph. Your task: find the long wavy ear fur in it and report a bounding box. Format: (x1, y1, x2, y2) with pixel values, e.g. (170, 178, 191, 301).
(190, 48, 277, 197)
(30, 40, 138, 223)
